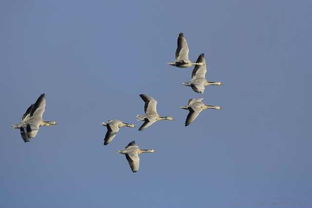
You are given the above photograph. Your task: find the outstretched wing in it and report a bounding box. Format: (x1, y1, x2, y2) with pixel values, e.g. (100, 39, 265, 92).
(191, 83, 205, 94)
(22, 104, 34, 121)
(176, 33, 190, 62)
(138, 119, 155, 131)
(125, 141, 136, 148)
(126, 152, 140, 173)
(19, 123, 40, 142)
(139, 94, 158, 115)
(185, 108, 201, 126)
(187, 98, 198, 106)
(103, 125, 117, 145)
(20, 126, 30, 142)
(192, 54, 207, 79)
(30, 94, 46, 119)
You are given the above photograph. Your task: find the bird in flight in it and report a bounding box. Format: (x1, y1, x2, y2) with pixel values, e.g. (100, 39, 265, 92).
(12, 93, 57, 142)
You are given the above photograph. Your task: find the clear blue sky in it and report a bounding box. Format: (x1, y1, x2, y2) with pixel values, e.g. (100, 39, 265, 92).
(0, 0, 311, 207)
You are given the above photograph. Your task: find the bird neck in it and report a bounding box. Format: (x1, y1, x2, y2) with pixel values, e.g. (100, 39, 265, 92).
(123, 123, 135, 128)
(118, 150, 127, 154)
(206, 81, 223, 86)
(205, 105, 221, 110)
(159, 116, 171, 120)
(41, 120, 56, 126)
(140, 149, 155, 153)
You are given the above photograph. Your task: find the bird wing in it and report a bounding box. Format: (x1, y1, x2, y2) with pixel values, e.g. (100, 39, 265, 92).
(176, 33, 190, 62)
(103, 124, 117, 145)
(192, 54, 207, 79)
(125, 141, 136, 148)
(188, 98, 204, 105)
(191, 83, 205, 94)
(22, 104, 34, 121)
(185, 108, 201, 126)
(20, 123, 39, 142)
(126, 152, 140, 173)
(139, 94, 158, 115)
(187, 98, 197, 106)
(20, 126, 30, 142)
(30, 94, 46, 120)
(138, 119, 155, 131)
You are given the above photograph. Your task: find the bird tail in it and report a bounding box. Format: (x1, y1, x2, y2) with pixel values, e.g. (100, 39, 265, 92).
(11, 124, 21, 129)
(136, 115, 145, 121)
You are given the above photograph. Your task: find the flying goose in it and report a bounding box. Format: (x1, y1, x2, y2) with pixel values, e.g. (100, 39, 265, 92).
(183, 53, 223, 94)
(118, 141, 155, 173)
(136, 94, 173, 131)
(102, 120, 135, 145)
(169, 33, 203, 68)
(180, 98, 221, 126)
(12, 93, 56, 142)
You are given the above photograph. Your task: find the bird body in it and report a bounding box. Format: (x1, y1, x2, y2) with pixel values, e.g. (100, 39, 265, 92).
(180, 98, 221, 126)
(102, 120, 135, 145)
(118, 141, 155, 173)
(12, 94, 56, 142)
(137, 94, 173, 131)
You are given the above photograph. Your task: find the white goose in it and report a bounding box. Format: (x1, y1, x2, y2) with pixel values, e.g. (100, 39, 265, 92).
(183, 53, 223, 94)
(102, 120, 135, 145)
(118, 141, 155, 173)
(136, 94, 173, 131)
(12, 93, 56, 142)
(169, 33, 203, 68)
(180, 98, 221, 126)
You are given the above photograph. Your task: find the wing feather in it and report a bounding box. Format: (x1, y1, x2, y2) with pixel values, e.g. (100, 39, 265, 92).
(192, 54, 207, 79)
(185, 108, 201, 126)
(138, 119, 155, 131)
(126, 153, 140, 173)
(139, 94, 158, 114)
(176, 33, 190, 62)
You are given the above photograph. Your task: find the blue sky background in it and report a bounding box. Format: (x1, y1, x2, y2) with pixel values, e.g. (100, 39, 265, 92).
(0, 0, 311, 207)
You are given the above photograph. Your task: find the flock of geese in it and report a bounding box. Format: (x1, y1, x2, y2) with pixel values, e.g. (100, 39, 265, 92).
(12, 33, 223, 173)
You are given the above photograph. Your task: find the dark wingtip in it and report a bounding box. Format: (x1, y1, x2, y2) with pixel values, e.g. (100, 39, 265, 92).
(139, 94, 145, 100)
(127, 141, 136, 147)
(196, 54, 205, 63)
(104, 142, 108, 145)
